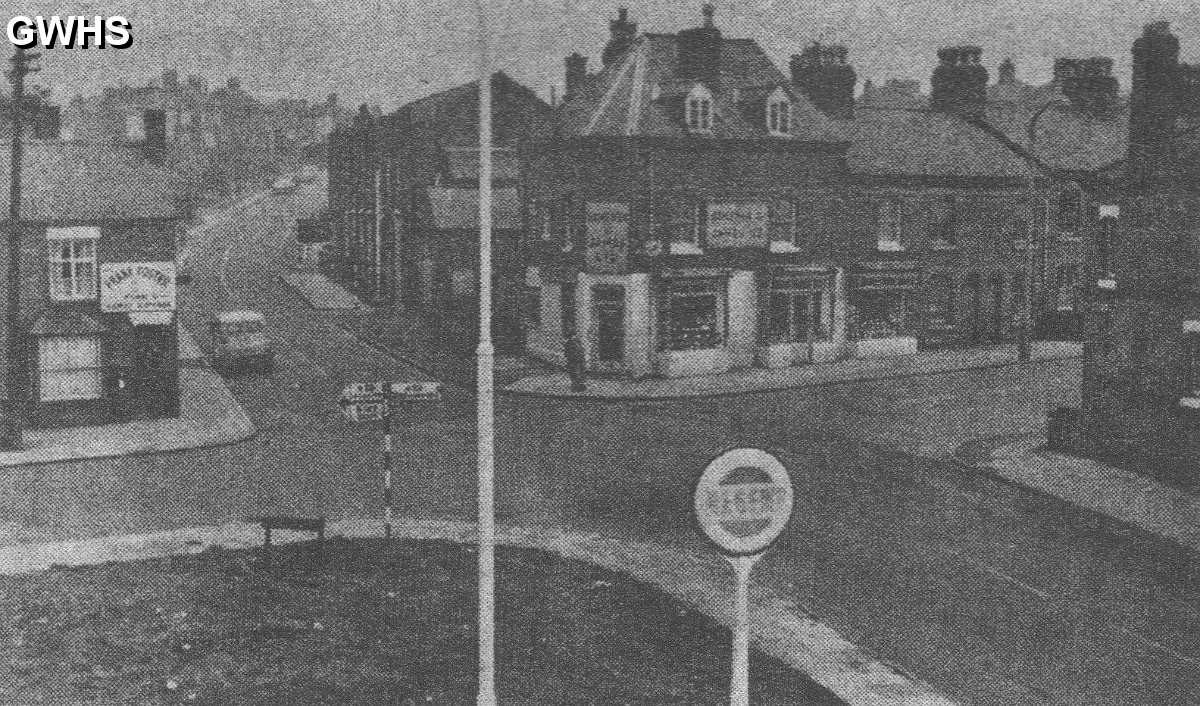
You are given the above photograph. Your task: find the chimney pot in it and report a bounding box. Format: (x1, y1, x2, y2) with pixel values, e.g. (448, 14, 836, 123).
(931, 45, 989, 118)
(790, 42, 856, 119)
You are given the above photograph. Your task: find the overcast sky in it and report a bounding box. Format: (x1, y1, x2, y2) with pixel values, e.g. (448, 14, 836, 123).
(8, 0, 1200, 109)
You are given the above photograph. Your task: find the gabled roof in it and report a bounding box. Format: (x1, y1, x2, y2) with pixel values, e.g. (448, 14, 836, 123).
(560, 33, 843, 141)
(0, 142, 180, 222)
(840, 108, 1037, 179)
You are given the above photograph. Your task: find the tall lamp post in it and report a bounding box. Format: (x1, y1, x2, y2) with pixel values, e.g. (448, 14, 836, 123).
(1018, 99, 1068, 362)
(472, 0, 496, 703)
(3, 47, 41, 450)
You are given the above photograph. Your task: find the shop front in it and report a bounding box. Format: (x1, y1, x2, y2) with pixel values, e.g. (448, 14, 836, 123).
(846, 264, 919, 358)
(757, 267, 845, 368)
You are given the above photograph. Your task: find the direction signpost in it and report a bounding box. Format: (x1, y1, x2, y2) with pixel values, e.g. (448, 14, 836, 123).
(693, 448, 794, 706)
(339, 380, 442, 538)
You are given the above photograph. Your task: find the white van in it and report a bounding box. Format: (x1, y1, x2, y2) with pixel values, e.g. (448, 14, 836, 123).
(210, 310, 275, 375)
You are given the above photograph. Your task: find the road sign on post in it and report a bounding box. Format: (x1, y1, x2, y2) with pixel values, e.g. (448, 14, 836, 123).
(693, 448, 794, 706)
(338, 380, 443, 538)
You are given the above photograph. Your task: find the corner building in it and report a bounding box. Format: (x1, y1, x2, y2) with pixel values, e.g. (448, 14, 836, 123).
(524, 7, 1046, 377)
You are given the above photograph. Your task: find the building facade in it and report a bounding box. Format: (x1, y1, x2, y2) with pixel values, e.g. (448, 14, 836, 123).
(326, 73, 551, 348)
(0, 140, 184, 428)
(523, 7, 1075, 379)
(1057, 21, 1200, 476)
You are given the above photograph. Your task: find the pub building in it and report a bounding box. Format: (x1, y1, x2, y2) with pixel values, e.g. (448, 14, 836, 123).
(0, 136, 183, 427)
(523, 6, 1059, 378)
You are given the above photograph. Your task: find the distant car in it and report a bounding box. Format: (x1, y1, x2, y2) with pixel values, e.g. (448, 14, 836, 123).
(295, 165, 321, 184)
(271, 176, 297, 194)
(209, 310, 275, 375)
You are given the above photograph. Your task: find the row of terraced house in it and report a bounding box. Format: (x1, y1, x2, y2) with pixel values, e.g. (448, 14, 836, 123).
(327, 5, 1135, 379)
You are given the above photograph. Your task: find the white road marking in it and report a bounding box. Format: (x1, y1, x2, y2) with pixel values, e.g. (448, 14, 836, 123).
(936, 546, 1052, 600)
(1119, 627, 1200, 666)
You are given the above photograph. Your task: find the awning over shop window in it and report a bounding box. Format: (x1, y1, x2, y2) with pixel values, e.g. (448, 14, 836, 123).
(27, 310, 108, 336)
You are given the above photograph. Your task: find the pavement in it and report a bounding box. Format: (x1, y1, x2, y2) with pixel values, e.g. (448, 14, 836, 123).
(506, 341, 1083, 399)
(0, 516, 956, 706)
(280, 271, 368, 310)
(965, 434, 1200, 555)
(0, 328, 254, 468)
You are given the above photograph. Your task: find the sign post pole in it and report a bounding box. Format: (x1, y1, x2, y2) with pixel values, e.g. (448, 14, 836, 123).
(729, 553, 760, 706)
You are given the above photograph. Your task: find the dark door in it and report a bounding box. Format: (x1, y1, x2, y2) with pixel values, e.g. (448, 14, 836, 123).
(129, 325, 178, 419)
(593, 286, 625, 366)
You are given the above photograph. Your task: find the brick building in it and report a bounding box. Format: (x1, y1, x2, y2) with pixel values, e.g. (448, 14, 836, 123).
(1057, 21, 1200, 476)
(523, 7, 1069, 378)
(0, 139, 184, 428)
(326, 73, 551, 348)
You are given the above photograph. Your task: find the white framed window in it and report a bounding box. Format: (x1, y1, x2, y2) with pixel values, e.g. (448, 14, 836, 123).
(766, 273, 831, 343)
(685, 84, 714, 134)
(877, 201, 903, 251)
(766, 88, 791, 136)
(47, 227, 100, 301)
(38, 336, 102, 401)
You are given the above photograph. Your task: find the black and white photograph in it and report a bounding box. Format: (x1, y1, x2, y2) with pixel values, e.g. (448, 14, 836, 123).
(0, 1, 1198, 703)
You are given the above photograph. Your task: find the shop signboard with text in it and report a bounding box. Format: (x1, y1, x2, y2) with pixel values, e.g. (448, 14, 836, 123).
(100, 262, 177, 313)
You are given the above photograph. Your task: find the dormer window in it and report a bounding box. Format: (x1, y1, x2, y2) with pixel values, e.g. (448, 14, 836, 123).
(767, 88, 791, 136)
(686, 84, 713, 134)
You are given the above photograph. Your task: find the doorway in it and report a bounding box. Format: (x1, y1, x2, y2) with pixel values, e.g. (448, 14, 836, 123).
(592, 285, 625, 371)
(128, 325, 178, 419)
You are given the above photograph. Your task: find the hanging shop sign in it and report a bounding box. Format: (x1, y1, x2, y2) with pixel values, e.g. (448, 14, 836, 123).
(100, 262, 177, 313)
(706, 201, 769, 250)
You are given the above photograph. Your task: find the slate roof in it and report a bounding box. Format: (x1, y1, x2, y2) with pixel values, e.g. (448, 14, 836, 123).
(839, 108, 1037, 178)
(424, 186, 520, 230)
(0, 142, 180, 222)
(560, 33, 843, 141)
(984, 104, 1129, 173)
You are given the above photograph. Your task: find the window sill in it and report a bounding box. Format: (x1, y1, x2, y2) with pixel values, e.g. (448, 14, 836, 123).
(1179, 397, 1200, 409)
(769, 241, 801, 254)
(1097, 278, 1117, 290)
(876, 242, 905, 253)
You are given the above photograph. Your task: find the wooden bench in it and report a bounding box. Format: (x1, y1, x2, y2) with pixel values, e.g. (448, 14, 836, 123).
(255, 516, 326, 547)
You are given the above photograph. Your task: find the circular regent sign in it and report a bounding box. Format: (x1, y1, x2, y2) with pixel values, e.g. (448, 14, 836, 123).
(694, 448, 794, 556)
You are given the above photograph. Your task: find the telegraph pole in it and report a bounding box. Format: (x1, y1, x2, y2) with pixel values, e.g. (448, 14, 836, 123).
(3, 46, 41, 450)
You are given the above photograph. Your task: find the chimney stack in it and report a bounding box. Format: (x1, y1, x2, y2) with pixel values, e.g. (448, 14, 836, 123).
(790, 43, 856, 119)
(564, 53, 589, 100)
(602, 7, 638, 66)
(1129, 21, 1181, 181)
(677, 4, 723, 85)
(930, 46, 989, 119)
(1053, 57, 1119, 117)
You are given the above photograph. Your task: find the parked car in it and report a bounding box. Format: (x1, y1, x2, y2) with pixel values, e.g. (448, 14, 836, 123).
(209, 310, 274, 375)
(271, 176, 297, 194)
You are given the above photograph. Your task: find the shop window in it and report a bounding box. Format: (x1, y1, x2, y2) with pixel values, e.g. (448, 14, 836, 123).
(47, 227, 99, 301)
(877, 201, 903, 251)
(766, 88, 791, 136)
(769, 200, 795, 244)
(931, 196, 958, 246)
(1056, 186, 1082, 232)
(666, 199, 702, 252)
(685, 85, 714, 134)
(849, 274, 915, 339)
(926, 273, 956, 326)
(1055, 265, 1079, 311)
(658, 278, 726, 350)
(766, 274, 830, 343)
(39, 336, 102, 401)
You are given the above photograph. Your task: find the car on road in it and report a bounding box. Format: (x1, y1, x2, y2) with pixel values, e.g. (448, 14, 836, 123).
(210, 310, 275, 375)
(271, 176, 297, 194)
(296, 165, 321, 184)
